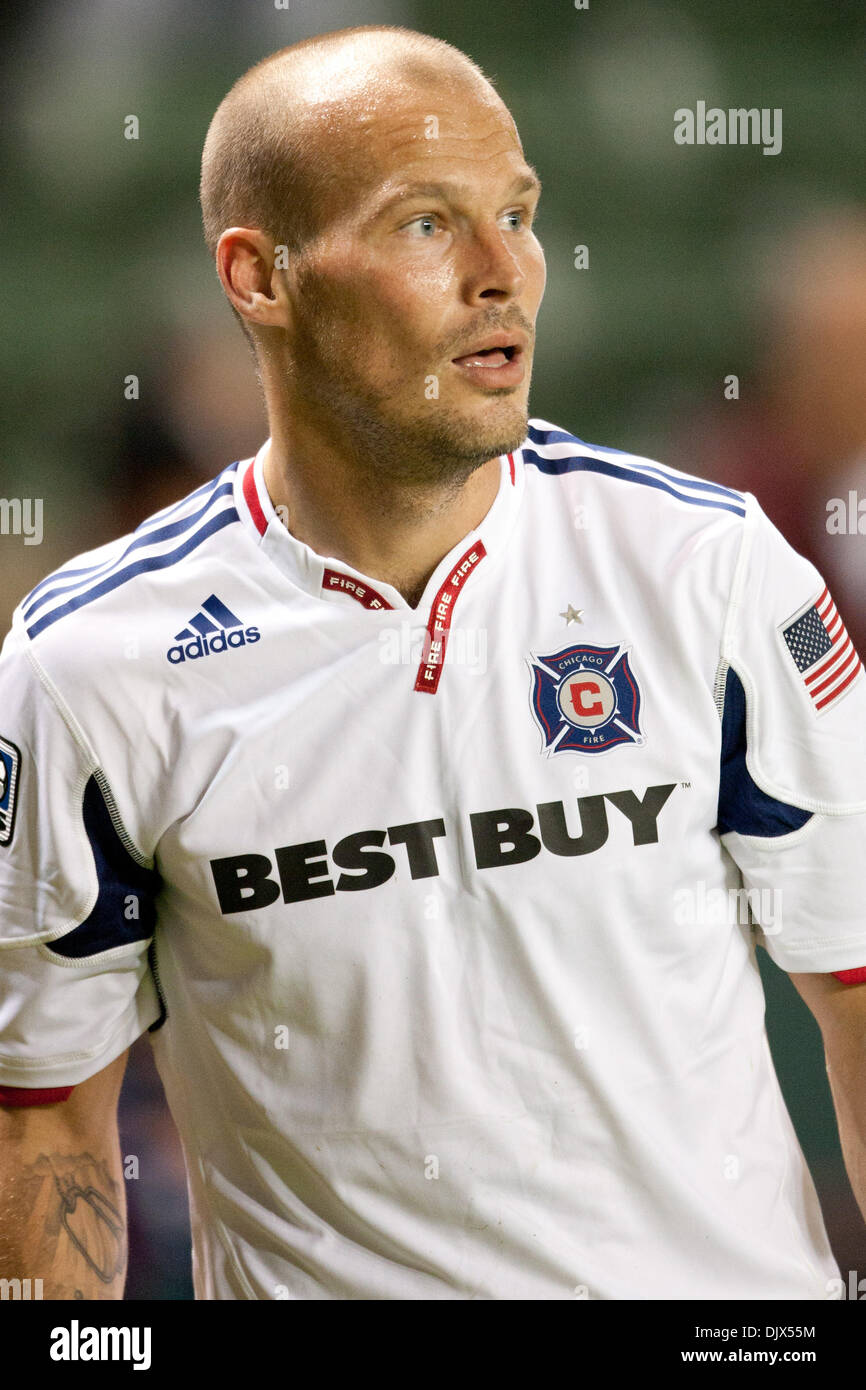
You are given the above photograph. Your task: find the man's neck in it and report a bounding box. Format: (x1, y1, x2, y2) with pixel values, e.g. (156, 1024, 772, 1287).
(262, 420, 503, 609)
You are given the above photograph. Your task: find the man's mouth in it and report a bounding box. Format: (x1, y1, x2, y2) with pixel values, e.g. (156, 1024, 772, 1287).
(450, 342, 526, 387)
(451, 345, 518, 369)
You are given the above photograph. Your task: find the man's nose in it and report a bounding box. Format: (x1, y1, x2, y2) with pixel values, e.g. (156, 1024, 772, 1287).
(461, 225, 526, 303)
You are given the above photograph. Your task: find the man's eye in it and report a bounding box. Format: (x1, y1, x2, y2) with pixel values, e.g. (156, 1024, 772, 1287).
(502, 210, 528, 230)
(405, 216, 439, 237)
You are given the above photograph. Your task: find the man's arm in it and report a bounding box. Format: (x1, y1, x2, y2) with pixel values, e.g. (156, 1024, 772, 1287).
(789, 973, 866, 1225)
(0, 1049, 129, 1300)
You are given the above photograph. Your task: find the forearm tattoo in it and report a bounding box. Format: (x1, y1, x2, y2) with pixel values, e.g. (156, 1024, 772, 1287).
(18, 1150, 126, 1286)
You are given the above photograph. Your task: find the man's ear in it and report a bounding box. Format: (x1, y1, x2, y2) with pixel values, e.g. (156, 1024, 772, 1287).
(216, 227, 292, 335)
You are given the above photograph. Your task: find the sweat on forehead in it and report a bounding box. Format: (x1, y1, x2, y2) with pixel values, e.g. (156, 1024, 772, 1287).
(199, 26, 503, 258)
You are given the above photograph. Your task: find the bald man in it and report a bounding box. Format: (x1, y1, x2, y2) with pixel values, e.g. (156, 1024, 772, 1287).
(1, 25, 865, 1303)
(201, 26, 544, 601)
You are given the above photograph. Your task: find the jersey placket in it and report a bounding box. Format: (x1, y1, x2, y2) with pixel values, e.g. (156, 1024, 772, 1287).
(236, 440, 523, 694)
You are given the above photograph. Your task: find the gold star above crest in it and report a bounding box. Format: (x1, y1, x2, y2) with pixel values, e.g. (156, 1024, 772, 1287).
(560, 604, 584, 625)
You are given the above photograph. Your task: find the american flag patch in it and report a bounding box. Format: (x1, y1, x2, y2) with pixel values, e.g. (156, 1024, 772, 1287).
(780, 586, 862, 713)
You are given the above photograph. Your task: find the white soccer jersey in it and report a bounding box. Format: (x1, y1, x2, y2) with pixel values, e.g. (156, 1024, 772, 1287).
(1, 419, 865, 1300)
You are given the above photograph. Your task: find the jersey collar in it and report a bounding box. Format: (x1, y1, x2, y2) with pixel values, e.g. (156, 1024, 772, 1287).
(234, 437, 526, 614)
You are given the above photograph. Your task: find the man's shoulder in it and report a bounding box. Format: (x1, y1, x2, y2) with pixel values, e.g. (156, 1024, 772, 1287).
(13, 461, 246, 659)
(522, 418, 750, 527)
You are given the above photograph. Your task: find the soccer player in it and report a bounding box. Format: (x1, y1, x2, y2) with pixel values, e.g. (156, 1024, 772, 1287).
(1, 25, 864, 1301)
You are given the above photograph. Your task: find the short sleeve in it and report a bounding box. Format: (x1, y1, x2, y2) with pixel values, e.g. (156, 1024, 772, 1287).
(715, 495, 866, 973)
(0, 622, 162, 1087)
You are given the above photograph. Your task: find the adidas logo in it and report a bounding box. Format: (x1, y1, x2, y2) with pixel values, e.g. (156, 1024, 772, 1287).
(166, 594, 260, 664)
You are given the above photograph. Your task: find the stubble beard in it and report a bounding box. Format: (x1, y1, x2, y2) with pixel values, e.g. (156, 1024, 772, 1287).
(288, 323, 529, 499)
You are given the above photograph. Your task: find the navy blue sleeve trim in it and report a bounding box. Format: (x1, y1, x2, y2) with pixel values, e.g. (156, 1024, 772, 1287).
(146, 937, 167, 1033)
(716, 667, 813, 838)
(50, 776, 162, 959)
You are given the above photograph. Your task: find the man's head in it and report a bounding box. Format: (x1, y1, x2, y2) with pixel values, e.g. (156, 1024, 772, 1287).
(200, 26, 546, 486)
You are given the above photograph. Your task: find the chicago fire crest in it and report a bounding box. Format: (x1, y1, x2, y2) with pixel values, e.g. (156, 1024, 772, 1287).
(527, 642, 644, 755)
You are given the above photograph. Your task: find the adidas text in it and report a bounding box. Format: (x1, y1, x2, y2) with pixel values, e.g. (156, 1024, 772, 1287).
(167, 627, 260, 664)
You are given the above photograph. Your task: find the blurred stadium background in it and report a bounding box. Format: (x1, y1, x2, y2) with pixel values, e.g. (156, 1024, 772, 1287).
(1, 0, 864, 1298)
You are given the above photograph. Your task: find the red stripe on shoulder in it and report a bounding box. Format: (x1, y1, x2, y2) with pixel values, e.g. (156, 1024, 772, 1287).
(833, 967, 866, 985)
(0, 1085, 74, 1107)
